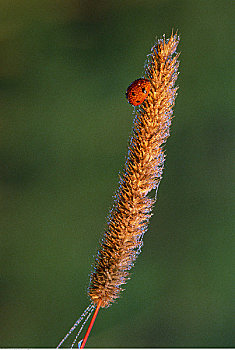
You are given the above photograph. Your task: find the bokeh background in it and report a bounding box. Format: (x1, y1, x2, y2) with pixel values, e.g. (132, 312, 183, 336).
(0, 0, 234, 348)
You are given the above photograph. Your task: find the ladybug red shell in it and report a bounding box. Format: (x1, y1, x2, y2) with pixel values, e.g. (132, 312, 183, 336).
(126, 78, 151, 106)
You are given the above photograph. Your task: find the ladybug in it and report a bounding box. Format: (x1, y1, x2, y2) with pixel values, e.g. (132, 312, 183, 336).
(126, 78, 151, 106)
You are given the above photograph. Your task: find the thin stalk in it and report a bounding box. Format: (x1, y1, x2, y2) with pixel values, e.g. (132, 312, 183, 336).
(80, 300, 102, 348)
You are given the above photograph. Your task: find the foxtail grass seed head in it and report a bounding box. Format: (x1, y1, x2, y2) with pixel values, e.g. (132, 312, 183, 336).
(57, 31, 180, 348)
(88, 32, 180, 308)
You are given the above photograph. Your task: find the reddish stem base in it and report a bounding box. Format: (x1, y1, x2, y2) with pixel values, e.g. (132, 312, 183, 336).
(80, 300, 102, 349)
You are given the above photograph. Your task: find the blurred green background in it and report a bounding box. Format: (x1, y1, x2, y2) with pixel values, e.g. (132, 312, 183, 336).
(0, 0, 234, 347)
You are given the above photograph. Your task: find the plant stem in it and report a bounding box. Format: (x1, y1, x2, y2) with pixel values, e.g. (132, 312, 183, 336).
(80, 300, 102, 348)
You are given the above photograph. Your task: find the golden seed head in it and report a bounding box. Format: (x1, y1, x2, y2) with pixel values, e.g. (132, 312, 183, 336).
(88, 32, 180, 308)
